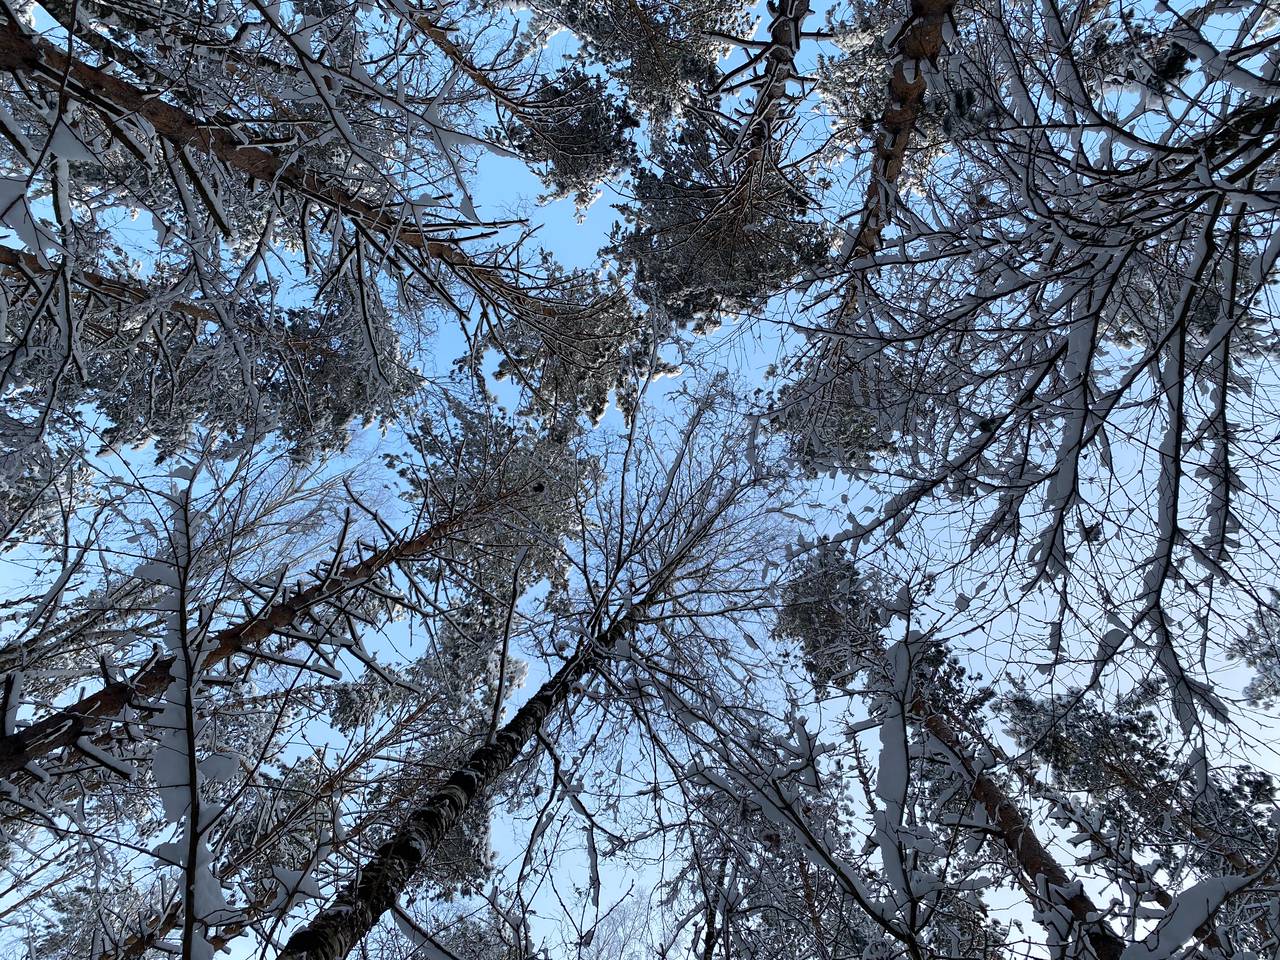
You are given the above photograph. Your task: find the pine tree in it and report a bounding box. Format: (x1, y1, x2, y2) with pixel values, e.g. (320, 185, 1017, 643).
(2, 1, 1279, 958)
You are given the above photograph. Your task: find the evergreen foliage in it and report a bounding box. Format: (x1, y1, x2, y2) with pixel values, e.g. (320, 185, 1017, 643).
(1, 0, 1278, 958)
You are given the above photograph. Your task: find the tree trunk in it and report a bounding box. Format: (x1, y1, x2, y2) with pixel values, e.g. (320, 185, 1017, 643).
(0, 504, 492, 780)
(732, 0, 812, 166)
(914, 699, 1125, 960)
(850, 0, 957, 258)
(0, 22, 582, 321)
(278, 610, 638, 960)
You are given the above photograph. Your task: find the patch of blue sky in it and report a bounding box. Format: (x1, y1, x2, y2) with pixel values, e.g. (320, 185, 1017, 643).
(7, 0, 1280, 955)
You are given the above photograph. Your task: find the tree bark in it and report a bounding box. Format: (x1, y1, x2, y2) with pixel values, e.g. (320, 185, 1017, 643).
(850, 0, 957, 257)
(0, 246, 342, 360)
(850, 638, 1125, 958)
(0, 247, 215, 325)
(277, 609, 639, 960)
(0, 503, 492, 780)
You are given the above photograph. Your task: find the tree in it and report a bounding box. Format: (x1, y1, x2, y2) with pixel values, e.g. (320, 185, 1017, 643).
(2, 0, 1280, 959)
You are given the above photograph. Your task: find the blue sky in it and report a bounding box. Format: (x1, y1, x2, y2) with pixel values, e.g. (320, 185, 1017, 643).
(4, 0, 1280, 956)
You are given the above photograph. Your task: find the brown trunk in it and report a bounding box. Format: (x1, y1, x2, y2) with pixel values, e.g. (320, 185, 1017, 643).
(0, 22, 580, 321)
(278, 610, 638, 960)
(413, 16, 524, 111)
(948, 706, 1247, 949)
(851, 637, 1125, 957)
(0, 504, 491, 780)
(851, 0, 957, 257)
(915, 701, 1125, 960)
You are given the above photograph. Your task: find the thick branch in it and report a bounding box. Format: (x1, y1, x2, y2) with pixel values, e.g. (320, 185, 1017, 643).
(0, 21, 577, 321)
(0, 246, 348, 362)
(0, 502, 495, 780)
(0, 247, 213, 322)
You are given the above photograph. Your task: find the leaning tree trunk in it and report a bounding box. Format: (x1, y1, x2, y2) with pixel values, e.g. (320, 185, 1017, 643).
(0, 500, 499, 780)
(277, 607, 644, 960)
(913, 700, 1126, 960)
(278, 468, 735, 959)
(863, 639, 1126, 960)
(0, 21, 581, 322)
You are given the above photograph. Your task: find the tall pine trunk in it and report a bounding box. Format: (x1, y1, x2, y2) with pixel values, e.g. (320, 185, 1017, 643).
(278, 610, 639, 960)
(912, 700, 1125, 960)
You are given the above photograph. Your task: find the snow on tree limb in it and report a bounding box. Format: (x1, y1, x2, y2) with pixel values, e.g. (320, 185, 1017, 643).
(0, 20, 604, 324)
(0, 496, 508, 782)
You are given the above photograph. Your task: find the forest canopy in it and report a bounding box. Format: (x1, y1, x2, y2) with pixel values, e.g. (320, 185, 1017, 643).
(1, 0, 1279, 959)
